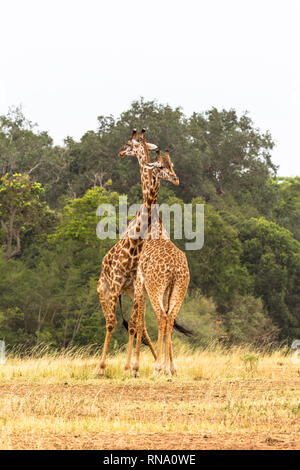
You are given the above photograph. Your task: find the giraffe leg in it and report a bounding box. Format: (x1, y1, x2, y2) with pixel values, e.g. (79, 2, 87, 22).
(132, 314, 144, 378)
(126, 274, 146, 377)
(125, 290, 156, 361)
(142, 326, 157, 360)
(124, 296, 141, 373)
(96, 288, 119, 376)
(124, 294, 139, 374)
(164, 276, 189, 376)
(97, 328, 114, 375)
(145, 284, 168, 375)
(124, 333, 134, 374)
(164, 318, 174, 376)
(140, 295, 157, 360)
(155, 316, 166, 375)
(169, 339, 177, 375)
(95, 277, 108, 375)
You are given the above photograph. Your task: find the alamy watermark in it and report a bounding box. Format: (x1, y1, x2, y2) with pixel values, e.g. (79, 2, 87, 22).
(96, 197, 204, 251)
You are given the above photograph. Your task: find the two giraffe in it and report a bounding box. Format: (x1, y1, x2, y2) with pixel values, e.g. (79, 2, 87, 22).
(97, 129, 190, 376)
(96, 130, 158, 374)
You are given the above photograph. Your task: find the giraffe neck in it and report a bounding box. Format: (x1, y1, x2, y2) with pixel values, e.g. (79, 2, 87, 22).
(137, 142, 151, 204)
(126, 169, 160, 241)
(144, 172, 159, 210)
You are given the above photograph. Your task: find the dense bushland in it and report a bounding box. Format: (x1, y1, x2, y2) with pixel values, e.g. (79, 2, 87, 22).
(0, 100, 299, 349)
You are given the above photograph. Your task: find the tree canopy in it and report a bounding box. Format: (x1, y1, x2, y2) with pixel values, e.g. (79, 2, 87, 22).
(0, 99, 299, 349)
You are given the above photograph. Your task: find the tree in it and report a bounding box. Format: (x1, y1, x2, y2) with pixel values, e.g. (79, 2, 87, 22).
(0, 102, 298, 347)
(0, 107, 53, 177)
(188, 108, 277, 204)
(239, 217, 300, 338)
(63, 132, 114, 200)
(50, 185, 121, 259)
(0, 173, 54, 260)
(170, 197, 251, 310)
(0, 107, 75, 208)
(272, 177, 300, 241)
(225, 296, 279, 345)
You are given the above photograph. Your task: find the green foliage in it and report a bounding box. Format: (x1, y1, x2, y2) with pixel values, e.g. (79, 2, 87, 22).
(188, 108, 276, 204)
(225, 296, 279, 345)
(184, 199, 251, 309)
(0, 107, 53, 177)
(0, 100, 298, 349)
(272, 177, 300, 241)
(173, 293, 226, 347)
(0, 173, 55, 259)
(0, 307, 33, 345)
(240, 217, 300, 338)
(50, 186, 121, 254)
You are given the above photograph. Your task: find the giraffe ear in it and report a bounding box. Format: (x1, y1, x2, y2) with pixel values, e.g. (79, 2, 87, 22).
(146, 143, 158, 150)
(156, 148, 163, 163)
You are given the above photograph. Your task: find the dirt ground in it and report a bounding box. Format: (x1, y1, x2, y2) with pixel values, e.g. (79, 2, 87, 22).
(1, 381, 299, 450)
(3, 429, 300, 450)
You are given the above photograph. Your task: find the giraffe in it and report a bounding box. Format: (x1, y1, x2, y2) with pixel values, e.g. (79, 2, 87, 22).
(125, 151, 190, 377)
(96, 130, 174, 375)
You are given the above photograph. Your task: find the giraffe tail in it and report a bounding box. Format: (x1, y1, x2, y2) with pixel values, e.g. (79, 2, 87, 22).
(173, 320, 193, 337)
(118, 295, 148, 346)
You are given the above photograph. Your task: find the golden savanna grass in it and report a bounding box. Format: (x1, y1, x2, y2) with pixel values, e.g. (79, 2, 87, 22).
(0, 344, 299, 449)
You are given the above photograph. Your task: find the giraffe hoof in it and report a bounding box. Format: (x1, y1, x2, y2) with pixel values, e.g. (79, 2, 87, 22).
(94, 366, 105, 377)
(164, 367, 172, 376)
(132, 369, 139, 378)
(124, 367, 131, 375)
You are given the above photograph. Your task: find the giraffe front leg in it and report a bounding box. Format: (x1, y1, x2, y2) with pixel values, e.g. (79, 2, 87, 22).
(124, 317, 137, 374)
(96, 291, 118, 376)
(97, 327, 114, 375)
(142, 327, 157, 360)
(124, 294, 141, 374)
(136, 296, 157, 361)
(132, 317, 143, 378)
(131, 277, 146, 378)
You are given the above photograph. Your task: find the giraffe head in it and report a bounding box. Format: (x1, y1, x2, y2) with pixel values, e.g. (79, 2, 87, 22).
(145, 149, 179, 186)
(118, 128, 158, 159)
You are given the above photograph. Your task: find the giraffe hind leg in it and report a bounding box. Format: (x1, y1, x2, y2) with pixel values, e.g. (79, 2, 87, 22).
(145, 283, 168, 375)
(165, 277, 189, 375)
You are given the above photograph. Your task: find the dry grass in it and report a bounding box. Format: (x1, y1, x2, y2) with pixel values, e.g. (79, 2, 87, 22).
(0, 345, 299, 449)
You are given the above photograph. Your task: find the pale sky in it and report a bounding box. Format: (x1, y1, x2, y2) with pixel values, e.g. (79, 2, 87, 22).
(1, 0, 299, 176)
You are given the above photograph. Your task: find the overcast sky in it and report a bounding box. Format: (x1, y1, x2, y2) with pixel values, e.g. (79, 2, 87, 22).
(1, 0, 299, 176)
